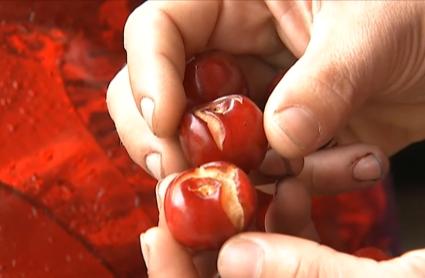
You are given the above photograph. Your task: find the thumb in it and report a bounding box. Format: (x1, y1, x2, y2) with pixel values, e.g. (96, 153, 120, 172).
(217, 232, 425, 278)
(264, 5, 380, 158)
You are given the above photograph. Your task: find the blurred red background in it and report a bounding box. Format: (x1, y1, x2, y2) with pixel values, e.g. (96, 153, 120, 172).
(0, 1, 399, 277)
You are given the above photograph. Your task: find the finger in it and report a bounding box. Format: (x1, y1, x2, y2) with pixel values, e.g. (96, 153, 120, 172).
(299, 143, 389, 195)
(106, 67, 188, 180)
(140, 227, 198, 278)
(218, 232, 425, 278)
(258, 149, 304, 177)
(265, 1, 312, 57)
(235, 55, 293, 109)
(265, 177, 319, 242)
(263, 4, 383, 159)
(124, 1, 220, 137)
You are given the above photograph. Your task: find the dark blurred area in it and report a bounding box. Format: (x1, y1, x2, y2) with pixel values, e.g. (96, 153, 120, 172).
(391, 141, 425, 250)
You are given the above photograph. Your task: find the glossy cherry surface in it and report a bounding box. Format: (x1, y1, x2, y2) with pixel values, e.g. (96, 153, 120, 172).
(179, 94, 268, 172)
(353, 247, 392, 261)
(183, 51, 248, 108)
(164, 161, 257, 250)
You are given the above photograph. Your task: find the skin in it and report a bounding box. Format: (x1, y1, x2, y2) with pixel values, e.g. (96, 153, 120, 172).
(106, 1, 425, 277)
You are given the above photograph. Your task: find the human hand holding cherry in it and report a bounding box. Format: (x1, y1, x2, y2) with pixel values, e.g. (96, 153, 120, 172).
(107, 1, 425, 277)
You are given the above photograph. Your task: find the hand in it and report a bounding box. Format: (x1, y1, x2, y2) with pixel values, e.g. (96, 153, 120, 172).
(139, 144, 390, 278)
(217, 234, 425, 278)
(107, 1, 425, 183)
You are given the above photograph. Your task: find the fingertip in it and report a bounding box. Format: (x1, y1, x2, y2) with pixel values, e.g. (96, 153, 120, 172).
(156, 173, 179, 211)
(263, 50, 357, 158)
(218, 235, 265, 278)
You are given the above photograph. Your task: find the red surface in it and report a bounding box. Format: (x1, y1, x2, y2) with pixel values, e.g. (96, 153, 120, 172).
(0, 1, 156, 277)
(0, 1, 398, 277)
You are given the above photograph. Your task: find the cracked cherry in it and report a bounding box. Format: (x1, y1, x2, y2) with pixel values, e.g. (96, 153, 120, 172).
(164, 161, 257, 250)
(183, 50, 248, 108)
(179, 94, 268, 172)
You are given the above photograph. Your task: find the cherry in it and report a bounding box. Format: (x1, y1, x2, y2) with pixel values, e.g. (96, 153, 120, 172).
(183, 50, 249, 108)
(164, 161, 257, 250)
(179, 94, 268, 172)
(353, 247, 392, 261)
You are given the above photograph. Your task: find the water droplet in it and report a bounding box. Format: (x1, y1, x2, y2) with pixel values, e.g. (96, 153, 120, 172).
(12, 81, 18, 90)
(6, 98, 11, 105)
(26, 174, 43, 193)
(134, 195, 141, 208)
(31, 207, 38, 218)
(47, 236, 53, 244)
(78, 253, 84, 260)
(44, 265, 50, 273)
(28, 117, 35, 125)
(11, 259, 16, 268)
(0, 98, 6, 106)
(96, 188, 105, 201)
(29, 11, 35, 23)
(7, 124, 15, 133)
(28, 89, 35, 97)
(19, 107, 25, 115)
(65, 255, 71, 263)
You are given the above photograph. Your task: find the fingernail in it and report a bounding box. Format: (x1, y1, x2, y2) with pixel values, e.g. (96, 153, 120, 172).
(218, 238, 263, 278)
(140, 97, 154, 131)
(353, 154, 382, 181)
(273, 106, 320, 149)
(145, 152, 163, 180)
(155, 183, 162, 210)
(140, 233, 150, 268)
(155, 179, 167, 210)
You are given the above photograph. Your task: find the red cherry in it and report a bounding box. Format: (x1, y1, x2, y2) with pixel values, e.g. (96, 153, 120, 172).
(164, 161, 257, 250)
(183, 51, 249, 108)
(353, 247, 392, 261)
(179, 94, 268, 172)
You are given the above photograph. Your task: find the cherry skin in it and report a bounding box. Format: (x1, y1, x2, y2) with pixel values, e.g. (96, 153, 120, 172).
(183, 50, 249, 108)
(353, 247, 392, 261)
(164, 161, 257, 250)
(179, 94, 268, 173)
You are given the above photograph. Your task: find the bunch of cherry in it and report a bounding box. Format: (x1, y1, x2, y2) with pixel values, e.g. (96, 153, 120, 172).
(163, 51, 392, 261)
(164, 51, 272, 250)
